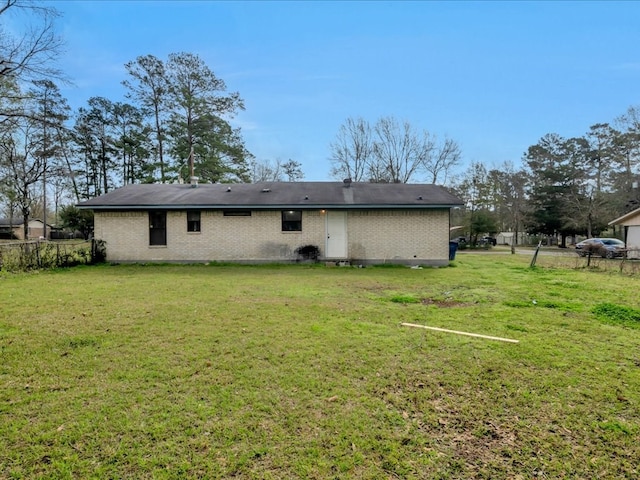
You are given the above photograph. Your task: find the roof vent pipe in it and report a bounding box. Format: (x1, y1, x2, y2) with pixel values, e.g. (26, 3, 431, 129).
(190, 176, 199, 187)
(343, 178, 352, 187)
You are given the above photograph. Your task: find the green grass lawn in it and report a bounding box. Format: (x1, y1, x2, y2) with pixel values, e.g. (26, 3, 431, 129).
(1, 255, 639, 479)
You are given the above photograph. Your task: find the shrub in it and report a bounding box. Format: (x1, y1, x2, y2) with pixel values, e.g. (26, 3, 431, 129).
(295, 244, 320, 262)
(0, 241, 97, 272)
(91, 239, 107, 264)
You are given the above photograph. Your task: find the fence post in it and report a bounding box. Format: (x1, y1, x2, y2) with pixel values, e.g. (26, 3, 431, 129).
(530, 241, 542, 267)
(22, 242, 30, 270)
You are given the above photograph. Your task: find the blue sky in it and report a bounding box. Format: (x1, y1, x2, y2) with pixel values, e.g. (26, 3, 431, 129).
(49, 1, 640, 181)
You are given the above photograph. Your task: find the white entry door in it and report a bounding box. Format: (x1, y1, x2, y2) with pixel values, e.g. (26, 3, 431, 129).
(326, 211, 347, 258)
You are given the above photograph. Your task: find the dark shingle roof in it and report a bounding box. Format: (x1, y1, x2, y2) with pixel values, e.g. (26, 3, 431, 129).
(0, 217, 25, 226)
(77, 182, 463, 210)
(0, 218, 51, 227)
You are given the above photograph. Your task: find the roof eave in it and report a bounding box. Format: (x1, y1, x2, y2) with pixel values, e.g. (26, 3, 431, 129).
(80, 203, 463, 211)
(608, 206, 640, 226)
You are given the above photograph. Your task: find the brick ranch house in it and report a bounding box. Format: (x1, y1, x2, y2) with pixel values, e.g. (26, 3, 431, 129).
(77, 181, 463, 265)
(0, 217, 50, 240)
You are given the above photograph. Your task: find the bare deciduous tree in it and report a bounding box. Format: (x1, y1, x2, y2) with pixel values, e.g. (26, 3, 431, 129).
(423, 136, 461, 185)
(329, 115, 461, 184)
(0, 0, 64, 81)
(0, 121, 46, 239)
(372, 116, 424, 183)
(329, 117, 373, 182)
(250, 158, 304, 182)
(281, 159, 303, 182)
(251, 158, 283, 182)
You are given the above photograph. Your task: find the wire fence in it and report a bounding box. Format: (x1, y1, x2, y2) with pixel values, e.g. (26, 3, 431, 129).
(522, 247, 640, 275)
(0, 239, 106, 272)
(1, 241, 638, 275)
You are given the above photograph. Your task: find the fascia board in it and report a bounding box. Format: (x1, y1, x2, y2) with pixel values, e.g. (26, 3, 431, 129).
(80, 204, 461, 210)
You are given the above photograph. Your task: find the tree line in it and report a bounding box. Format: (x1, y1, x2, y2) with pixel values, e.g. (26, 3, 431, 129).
(0, 1, 302, 237)
(329, 111, 640, 246)
(449, 112, 640, 246)
(1, 0, 639, 246)
(0, 51, 257, 237)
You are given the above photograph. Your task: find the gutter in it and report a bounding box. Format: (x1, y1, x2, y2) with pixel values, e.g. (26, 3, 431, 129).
(78, 203, 464, 211)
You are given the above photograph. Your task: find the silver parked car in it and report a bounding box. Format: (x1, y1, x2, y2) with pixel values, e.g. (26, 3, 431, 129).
(575, 238, 626, 258)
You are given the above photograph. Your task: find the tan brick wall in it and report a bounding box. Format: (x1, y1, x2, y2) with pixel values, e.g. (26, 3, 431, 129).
(94, 208, 450, 264)
(347, 210, 449, 263)
(94, 211, 148, 262)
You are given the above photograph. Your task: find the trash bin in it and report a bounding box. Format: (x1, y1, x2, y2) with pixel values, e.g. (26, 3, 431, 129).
(449, 241, 458, 260)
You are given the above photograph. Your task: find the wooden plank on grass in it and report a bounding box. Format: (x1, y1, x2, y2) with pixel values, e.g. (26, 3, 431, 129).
(400, 322, 519, 343)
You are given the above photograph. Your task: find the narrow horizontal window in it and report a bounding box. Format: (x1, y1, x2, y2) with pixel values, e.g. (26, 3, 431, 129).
(223, 210, 252, 217)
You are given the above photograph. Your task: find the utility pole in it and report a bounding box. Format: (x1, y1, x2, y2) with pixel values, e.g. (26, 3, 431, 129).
(43, 170, 47, 240)
(42, 91, 48, 241)
(189, 146, 198, 186)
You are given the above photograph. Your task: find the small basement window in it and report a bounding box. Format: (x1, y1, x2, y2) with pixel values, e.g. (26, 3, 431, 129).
(282, 210, 302, 232)
(187, 211, 201, 232)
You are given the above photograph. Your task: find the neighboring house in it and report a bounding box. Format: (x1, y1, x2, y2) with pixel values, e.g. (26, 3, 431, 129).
(77, 181, 463, 265)
(0, 217, 51, 240)
(608, 207, 640, 259)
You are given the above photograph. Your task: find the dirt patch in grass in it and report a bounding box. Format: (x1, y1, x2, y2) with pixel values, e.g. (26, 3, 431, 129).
(420, 298, 468, 307)
(387, 295, 470, 307)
